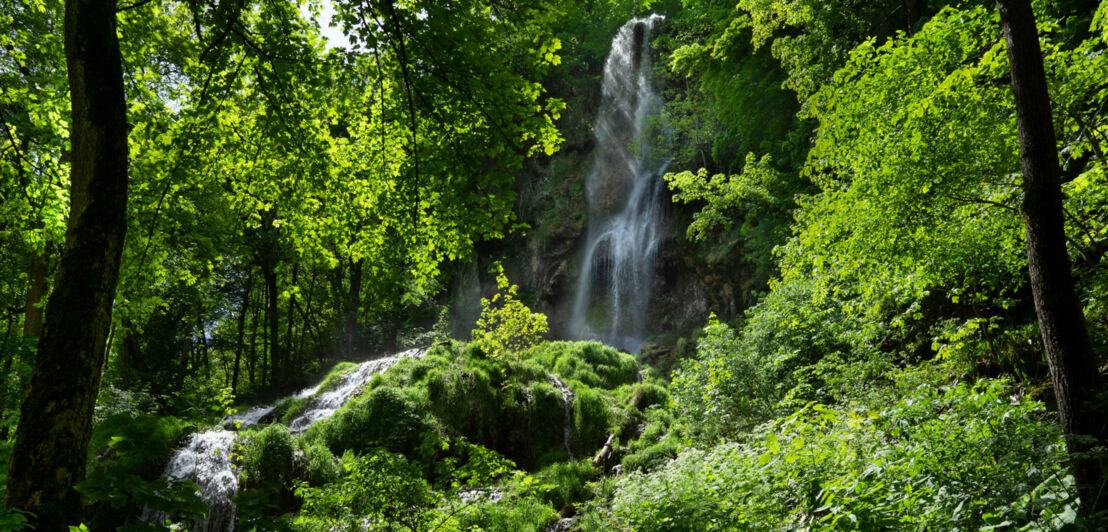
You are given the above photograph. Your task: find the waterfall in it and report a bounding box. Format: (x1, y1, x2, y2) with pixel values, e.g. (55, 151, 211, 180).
(141, 431, 239, 532)
(142, 348, 425, 531)
(570, 14, 669, 354)
(548, 374, 575, 460)
(286, 348, 424, 433)
(140, 404, 272, 532)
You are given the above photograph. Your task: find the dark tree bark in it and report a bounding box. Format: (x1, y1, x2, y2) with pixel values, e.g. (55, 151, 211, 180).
(3, 0, 129, 527)
(249, 286, 260, 388)
(232, 273, 252, 395)
(902, 0, 922, 35)
(121, 317, 149, 384)
(21, 249, 47, 338)
(263, 262, 281, 386)
(998, 0, 1108, 518)
(345, 258, 363, 357)
(197, 309, 210, 380)
(285, 263, 298, 377)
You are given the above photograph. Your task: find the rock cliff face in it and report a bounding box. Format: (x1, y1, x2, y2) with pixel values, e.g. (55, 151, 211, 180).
(447, 169, 748, 356)
(445, 19, 749, 355)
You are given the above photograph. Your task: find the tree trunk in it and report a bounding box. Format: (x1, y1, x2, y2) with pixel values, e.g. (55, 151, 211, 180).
(263, 262, 281, 387)
(232, 273, 252, 395)
(249, 286, 260, 389)
(285, 264, 298, 379)
(902, 0, 921, 35)
(3, 0, 129, 526)
(998, 0, 1108, 518)
(346, 258, 363, 357)
(21, 249, 48, 338)
(0, 337, 15, 441)
(197, 309, 210, 381)
(121, 317, 149, 385)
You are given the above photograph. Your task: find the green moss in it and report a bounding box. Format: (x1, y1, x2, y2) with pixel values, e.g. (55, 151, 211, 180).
(307, 386, 434, 460)
(534, 460, 597, 509)
(271, 396, 308, 425)
(428, 365, 501, 444)
(453, 495, 558, 532)
(314, 362, 358, 394)
(527, 381, 567, 463)
(576, 342, 639, 388)
(572, 386, 612, 457)
(636, 383, 671, 410)
(554, 355, 602, 387)
(298, 441, 341, 486)
(240, 424, 296, 510)
(621, 438, 680, 473)
(529, 341, 638, 389)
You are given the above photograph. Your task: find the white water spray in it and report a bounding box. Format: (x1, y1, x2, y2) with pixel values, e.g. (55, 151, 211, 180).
(548, 374, 575, 460)
(570, 14, 669, 353)
(142, 349, 424, 531)
(286, 348, 424, 433)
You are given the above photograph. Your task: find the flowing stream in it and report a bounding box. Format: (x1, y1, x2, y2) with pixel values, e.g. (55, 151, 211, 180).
(548, 374, 575, 460)
(142, 348, 425, 531)
(570, 14, 669, 353)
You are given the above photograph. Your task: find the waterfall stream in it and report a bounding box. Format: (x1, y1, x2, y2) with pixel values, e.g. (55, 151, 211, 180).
(570, 14, 669, 353)
(286, 349, 424, 433)
(142, 348, 425, 531)
(548, 374, 575, 460)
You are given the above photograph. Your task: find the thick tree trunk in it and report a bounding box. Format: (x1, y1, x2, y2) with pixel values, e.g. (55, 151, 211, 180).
(21, 249, 48, 338)
(998, 0, 1108, 518)
(3, 0, 129, 527)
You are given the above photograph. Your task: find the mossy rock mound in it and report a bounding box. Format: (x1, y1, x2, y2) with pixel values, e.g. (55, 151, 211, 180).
(323, 340, 652, 470)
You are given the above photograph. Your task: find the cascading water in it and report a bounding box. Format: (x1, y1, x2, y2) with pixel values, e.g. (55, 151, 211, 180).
(286, 348, 424, 433)
(142, 348, 425, 531)
(548, 374, 575, 460)
(570, 14, 669, 353)
(141, 404, 273, 532)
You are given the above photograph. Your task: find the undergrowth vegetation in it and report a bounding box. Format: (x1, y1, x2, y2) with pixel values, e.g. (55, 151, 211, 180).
(583, 369, 1071, 530)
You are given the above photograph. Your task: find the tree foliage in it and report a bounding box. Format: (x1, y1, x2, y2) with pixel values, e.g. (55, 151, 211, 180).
(472, 266, 550, 363)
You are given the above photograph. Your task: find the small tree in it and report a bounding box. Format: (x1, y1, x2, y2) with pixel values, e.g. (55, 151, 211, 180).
(471, 265, 549, 362)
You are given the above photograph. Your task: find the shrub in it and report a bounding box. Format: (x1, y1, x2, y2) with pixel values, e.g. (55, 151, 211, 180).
(533, 460, 597, 509)
(298, 441, 341, 487)
(572, 387, 612, 457)
(308, 386, 434, 460)
(471, 265, 549, 362)
(80, 414, 202, 530)
(240, 424, 296, 509)
(451, 494, 557, 532)
(590, 375, 1069, 531)
(294, 449, 440, 532)
(621, 438, 680, 473)
(669, 315, 777, 442)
